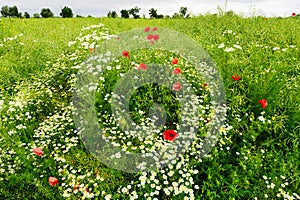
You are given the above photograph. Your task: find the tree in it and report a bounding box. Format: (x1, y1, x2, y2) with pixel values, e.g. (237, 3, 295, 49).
(9, 6, 19, 17)
(1, 5, 21, 18)
(24, 12, 30, 18)
(1, 5, 9, 17)
(107, 11, 112, 17)
(179, 7, 188, 17)
(129, 6, 140, 19)
(16, 12, 22, 18)
(120, 9, 129, 18)
(172, 12, 180, 19)
(40, 8, 54, 18)
(157, 14, 164, 19)
(33, 13, 40, 18)
(111, 11, 118, 18)
(149, 8, 158, 18)
(60, 6, 73, 18)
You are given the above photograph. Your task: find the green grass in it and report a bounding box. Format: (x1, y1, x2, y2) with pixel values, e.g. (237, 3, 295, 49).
(0, 15, 299, 199)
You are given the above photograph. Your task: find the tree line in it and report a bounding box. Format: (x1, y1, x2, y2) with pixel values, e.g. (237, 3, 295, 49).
(1, 5, 189, 19)
(1, 5, 74, 18)
(112, 7, 189, 19)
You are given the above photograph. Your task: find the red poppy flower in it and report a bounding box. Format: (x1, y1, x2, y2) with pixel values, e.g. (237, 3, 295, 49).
(33, 147, 43, 157)
(163, 130, 178, 141)
(122, 51, 130, 58)
(153, 34, 159, 41)
(231, 74, 241, 81)
(292, 12, 297, 17)
(144, 26, 150, 32)
(171, 58, 178, 65)
(48, 177, 59, 186)
(203, 82, 208, 88)
(147, 34, 154, 40)
(172, 82, 182, 91)
(173, 68, 181, 74)
(153, 27, 158, 31)
(138, 63, 147, 70)
(258, 99, 268, 109)
(85, 188, 90, 193)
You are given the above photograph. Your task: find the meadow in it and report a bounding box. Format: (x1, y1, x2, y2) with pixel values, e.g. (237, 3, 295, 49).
(0, 14, 299, 199)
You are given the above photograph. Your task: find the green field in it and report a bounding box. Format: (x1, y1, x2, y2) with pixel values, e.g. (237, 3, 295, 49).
(0, 15, 299, 199)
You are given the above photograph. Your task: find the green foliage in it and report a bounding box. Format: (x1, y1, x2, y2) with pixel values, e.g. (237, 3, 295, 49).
(107, 11, 118, 18)
(1, 5, 21, 18)
(120, 9, 129, 18)
(40, 8, 54, 18)
(179, 7, 188, 17)
(149, 8, 158, 18)
(129, 6, 141, 19)
(24, 12, 30, 18)
(33, 13, 40, 18)
(60, 6, 73, 18)
(1, 5, 9, 17)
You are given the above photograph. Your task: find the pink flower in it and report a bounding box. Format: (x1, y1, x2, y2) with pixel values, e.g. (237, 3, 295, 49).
(163, 130, 178, 141)
(172, 82, 182, 91)
(153, 27, 158, 31)
(173, 68, 181, 74)
(48, 177, 59, 186)
(122, 51, 130, 58)
(33, 147, 43, 157)
(144, 26, 150, 32)
(231, 74, 241, 81)
(258, 99, 268, 109)
(171, 58, 178, 65)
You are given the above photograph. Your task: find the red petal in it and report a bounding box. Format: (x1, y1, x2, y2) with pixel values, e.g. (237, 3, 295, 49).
(231, 74, 241, 81)
(147, 34, 154, 40)
(139, 63, 147, 70)
(172, 82, 182, 91)
(153, 34, 160, 41)
(173, 68, 181, 74)
(33, 147, 43, 157)
(163, 130, 178, 141)
(122, 51, 130, 58)
(153, 27, 158, 31)
(48, 177, 59, 186)
(144, 26, 150, 32)
(171, 58, 178, 65)
(258, 99, 268, 109)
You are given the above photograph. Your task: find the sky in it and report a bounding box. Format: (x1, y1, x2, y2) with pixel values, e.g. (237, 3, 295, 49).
(1, 0, 299, 17)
